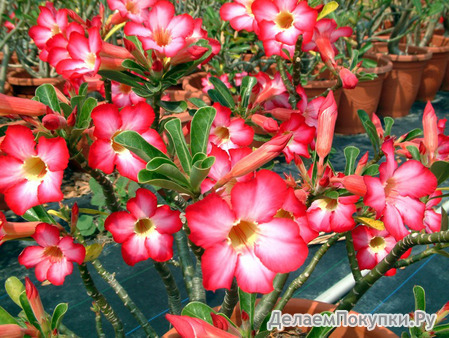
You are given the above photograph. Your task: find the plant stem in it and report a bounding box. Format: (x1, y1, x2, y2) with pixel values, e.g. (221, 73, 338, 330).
(104, 79, 112, 104)
(151, 91, 163, 130)
(336, 230, 449, 311)
(274, 233, 343, 311)
(254, 273, 289, 329)
(0, 44, 11, 94)
(91, 259, 158, 337)
(345, 232, 363, 282)
(276, 56, 297, 108)
(292, 36, 303, 89)
(395, 244, 449, 268)
(219, 278, 239, 318)
(154, 262, 183, 315)
(78, 264, 125, 337)
(94, 307, 106, 338)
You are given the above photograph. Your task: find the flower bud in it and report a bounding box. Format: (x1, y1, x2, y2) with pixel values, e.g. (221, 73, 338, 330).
(43, 114, 67, 130)
(339, 68, 358, 89)
(423, 101, 438, 162)
(0, 94, 47, 117)
(316, 91, 338, 161)
(251, 114, 279, 132)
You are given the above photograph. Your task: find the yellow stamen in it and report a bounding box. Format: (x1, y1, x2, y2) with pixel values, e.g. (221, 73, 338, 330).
(23, 157, 47, 181)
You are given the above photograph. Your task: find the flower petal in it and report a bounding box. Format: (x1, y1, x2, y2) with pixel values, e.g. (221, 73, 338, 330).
(202, 242, 237, 291)
(1, 125, 36, 161)
(58, 236, 85, 264)
(146, 231, 174, 262)
(18, 246, 45, 268)
(47, 259, 73, 285)
(127, 188, 157, 219)
(105, 211, 137, 243)
(121, 235, 150, 266)
(151, 205, 182, 234)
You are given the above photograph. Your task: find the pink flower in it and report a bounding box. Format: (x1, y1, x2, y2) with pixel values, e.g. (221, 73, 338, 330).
(0, 211, 40, 245)
(166, 314, 237, 337)
(253, 72, 288, 107)
(307, 195, 359, 233)
(423, 191, 442, 233)
(88, 102, 166, 181)
(29, 3, 69, 49)
(277, 114, 315, 162)
(252, 0, 317, 46)
(111, 81, 146, 108)
(220, 0, 258, 33)
(352, 225, 399, 276)
(18, 223, 85, 285)
(202, 74, 232, 94)
(302, 18, 352, 68)
(107, 0, 156, 23)
(186, 170, 308, 293)
(124, 0, 194, 58)
(105, 188, 182, 266)
(209, 103, 254, 151)
(0, 126, 69, 215)
(364, 139, 437, 240)
(339, 68, 358, 89)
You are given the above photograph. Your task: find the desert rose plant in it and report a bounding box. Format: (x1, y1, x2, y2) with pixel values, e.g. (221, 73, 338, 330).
(1, 1, 449, 337)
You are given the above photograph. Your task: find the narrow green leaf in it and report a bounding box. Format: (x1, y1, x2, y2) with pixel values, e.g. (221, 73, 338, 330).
(190, 106, 216, 157)
(406, 146, 421, 161)
(413, 285, 426, 311)
(384, 117, 394, 136)
(358, 110, 380, 154)
(317, 1, 338, 20)
(240, 76, 257, 108)
(51, 303, 68, 330)
(60, 103, 73, 118)
(160, 100, 188, 114)
(78, 83, 88, 97)
(121, 59, 147, 74)
(402, 128, 423, 142)
(138, 170, 193, 196)
(188, 97, 208, 108)
(114, 130, 169, 162)
(325, 190, 339, 199)
(190, 156, 215, 193)
(5, 277, 25, 307)
(344, 146, 360, 175)
(22, 206, 57, 224)
(98, 70, 145, 87)
(441, 208, 448, 231)
(433, 323, 449, 333)
(0, 306, 18, 325)
(35, 84, 61, 113)
(146, 157, 191, 187)
(76, 97, 97, 129)
(164, 118, 192, 174)
(362, 164, 379, 176)
(19, 291, 44, 336)
(181, 301, 216, 325)
(430, 161, 449, 185)
(238, 288, 256, 330)
(208, 77, 235, 108)
(306, 312, 334, 337)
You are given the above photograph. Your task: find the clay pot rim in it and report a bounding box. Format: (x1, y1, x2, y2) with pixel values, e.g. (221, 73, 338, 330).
(7, 69, 64, 86)
(371, 43, 432, 62)
(181, 71, 207, 92)
(425, 35, 449, 53)
(362, 53, 393, 75)
(303, 78, 337, 89)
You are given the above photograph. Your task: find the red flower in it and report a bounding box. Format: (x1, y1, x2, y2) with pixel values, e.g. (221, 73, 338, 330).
(124, 0, 194, 58)
(166, 314, 237, 337)
(363, 140, 437, 240)
(88, 102, 166, 181)
(0, 126, 69, 215)
(277, 114, 315, 162)
(29, 3, 69, 49)
(186, 170, 308, 294)
(107, 0, 156, 23)
(220, 0, 258, 33)
(18, 223, 85, 285)
(105, 188, 182, 266)
(111, 81, 146, 108)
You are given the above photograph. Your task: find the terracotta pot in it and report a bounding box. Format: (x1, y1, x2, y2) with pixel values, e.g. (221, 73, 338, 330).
(179, 72, 211, 107)
(416, 35, 449, 101)
(163, 299, 397, 338)
(303, 79, 342, 105)
(7, 69, 65, 98)
(373, 43, 432, 117)
(336, 54, 393, 134)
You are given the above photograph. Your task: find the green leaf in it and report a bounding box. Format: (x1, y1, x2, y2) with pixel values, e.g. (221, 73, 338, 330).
(255, 331, 270, 338)
(433, 323, 449, 333)
(240, 76, 257, 108)
(188, 98, 208, 108)
(121, 59, 147, 74)
(163, 63, 193, 85)
(89, 178, 106, 207)
(19, 291, 44, 336)
(441, 208, 448, 232)
(51, 303, 68, 331)
(124, 35, 144, 55)
(358, 110, 380, 154)
(190, 156, 215, 193)
(325, 190, 339, 199)
(430, 161, 449, 186)
(60, 103, 73, 118)
(208, 77, 235, 108)
(0, 306, 18, 325)
(344, 146, 360, 175)
(146, 157, 191, 187)
(35, 84, 61, 113)
(164, 118, 192, 174)
(406, 146, 421, 161)
(138, 170, 193, 195)
(306, 311, 334, 337)
(76, 97, 97, 129)
(132, 86, 153, 98)
(114, 130, 169, 162)
(98, 70, 145, 87)
(413, 285, 426, 311)
(402, 128, 423, 142)
(5, 277, 25, 308)
(160, 100, 188, 114)
(190, 106, 216, 157)
(238, 288, 256, 330)
(317, 1, 339, 20)
(181, 301, 215, 325)
(78, 82, 88, 97)
(362, 164, 379, 176)
(384, 117, 394, 136)
(22, 206, 56, 225)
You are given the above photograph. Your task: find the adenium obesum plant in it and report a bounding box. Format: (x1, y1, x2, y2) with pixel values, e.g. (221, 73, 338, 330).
(1, 1, 449, 337)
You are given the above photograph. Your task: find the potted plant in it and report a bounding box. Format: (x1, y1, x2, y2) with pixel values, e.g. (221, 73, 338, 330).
(2, 2, 449, 338)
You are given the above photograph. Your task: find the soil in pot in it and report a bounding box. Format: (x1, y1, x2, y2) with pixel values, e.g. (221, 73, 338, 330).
(416, 35, 449, 101)
(7, 69, 65, 99)
(372, 43, 432, 118)
(179, 72, 212, 107)
(336, 54, 393, 134)
(163, 298, 398, 338)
